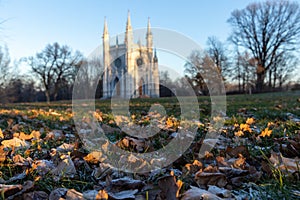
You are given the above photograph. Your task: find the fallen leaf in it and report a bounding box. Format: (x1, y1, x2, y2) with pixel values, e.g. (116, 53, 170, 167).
(22, 191, 48, 200)
(195, 171, 227, 187)
(51, 155, 77, 179)
(226, 145, 249, 158)
(0, 129, 4, 139)
(183, 160, 203, 175)
(0, 184, 22, 199)
(6, 172, 27, 183)
(1, 137, 30, 150)
(6, 181, 34, 200)
(49, 188, 68, 200)
(106, 177, 145, 192)
(84, 151, 105, 164)
(32, 160, 55, 176)
(30, 130, 41, 140)
(0, 146, 8, 162)
(181, 186, 223, 200)
(96, 190, 109, 200)
(65, 189, 84, 200)
(13, 154, 32, 167)
(233, 154, 246, 169)
(208, 185, 231, 198)
(269, 152, 300, 174)
(158, 175, 178, 200)
(13, 132, 33, 140)
(56, 143, 75, 153)
(108, 189, 138, 200)
(45, 130, 65, 140)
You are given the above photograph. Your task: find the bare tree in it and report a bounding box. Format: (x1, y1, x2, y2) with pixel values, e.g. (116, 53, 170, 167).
(269, 51, 298, 88)
(0, 45, 10, 87)
(228, 0, 300, 91)
(0, 45, 13, 102)
(235, 51, 256, 93)
(184, 50, 221, 95)
(27, 42, 83, 103)
(206, 36, 230, 81)
(73, 57, 103, 99)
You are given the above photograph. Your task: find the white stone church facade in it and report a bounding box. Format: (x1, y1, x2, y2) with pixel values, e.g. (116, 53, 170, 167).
(102, 12, 160, 99)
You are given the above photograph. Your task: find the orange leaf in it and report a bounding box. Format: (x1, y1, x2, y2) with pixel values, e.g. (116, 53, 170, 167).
(96, 190, 108, 200)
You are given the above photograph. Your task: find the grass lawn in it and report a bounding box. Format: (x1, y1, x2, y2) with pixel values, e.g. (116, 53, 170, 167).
(0, 90, 299, 199)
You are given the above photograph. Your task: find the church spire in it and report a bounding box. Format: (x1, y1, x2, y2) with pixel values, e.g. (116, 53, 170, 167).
(146, 17, 153, 52)
(102, 17, 110, 98)
(125, 10, 133, 49)
(147, 17, 152, 36)
(103, 17, 109, 36)
(126, 10, 132, 31)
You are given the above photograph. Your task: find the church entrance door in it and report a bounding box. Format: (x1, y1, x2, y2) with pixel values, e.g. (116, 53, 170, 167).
(139, 78, 145, 96)
(114, 77, 120, 96)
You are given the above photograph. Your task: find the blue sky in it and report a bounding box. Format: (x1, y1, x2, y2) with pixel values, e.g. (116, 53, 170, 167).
(1, 0, 300, 78)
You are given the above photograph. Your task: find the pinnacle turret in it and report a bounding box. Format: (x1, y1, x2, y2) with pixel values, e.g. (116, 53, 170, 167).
(146, 17, 153, 52)
(103, 17, 109, 36)
(125, 10, 133, 48)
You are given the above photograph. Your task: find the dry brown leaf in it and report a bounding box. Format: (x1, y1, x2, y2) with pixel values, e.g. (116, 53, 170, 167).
(49, 188, 68, 200)
(107, 177, 145, 192)
(84, 151, 105, 164)
(216, 156, 229, 167)
(269, 152, 300, 174)
(233, 154, 246, 169)
(116, 136, 147, 153)
(44, 130, 65, 140)
(6, 181, 34, 200)
(181, 186, 223, 200)
(108, 189, 138, 200)
(56, 143, 75, 152)
(51, 155, 77, 179)
(0, 129, 4, 139)
(195, 171, 227, 187)
(22, 191, 48, 200)
(30, 130, 41, 140)
(101, 124, 120, 134)
(14, 132, 33, 140)
(203, 165, 219, 173)
(31, 160, 55, 176)
(96, 190, 109, 200)
(13, 154, 32, 166)
(218, 167, 248, 177)
(226, 145, 249, 158)
(0, 146, 8, 162)
(1, 137, 30, 149)
(65, 189, 84, 200)
(176, 179, 183, 198)
(208, 185, 231, 198)
(0, 184, 23, 199)
(158, 175, 178, 200)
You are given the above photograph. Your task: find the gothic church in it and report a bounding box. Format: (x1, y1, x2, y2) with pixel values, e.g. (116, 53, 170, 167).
(102, 12, 160, 99)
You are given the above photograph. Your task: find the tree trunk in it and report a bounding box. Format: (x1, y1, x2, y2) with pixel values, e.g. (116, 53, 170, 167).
(268, 70, 272, 89)
(53, 92, 58, 101)
(45, 90, 50, 104)
(256, 65, 265, 92)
